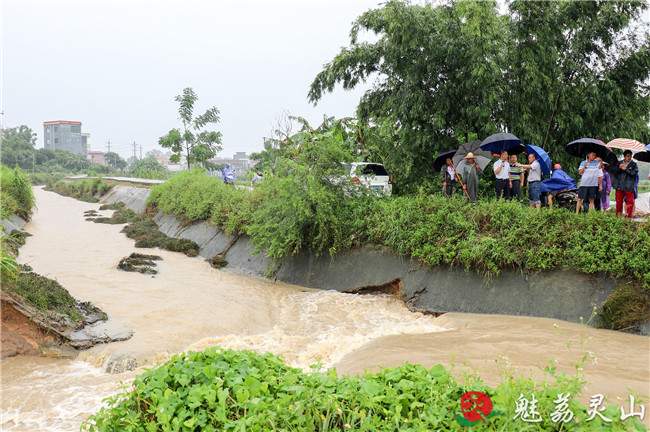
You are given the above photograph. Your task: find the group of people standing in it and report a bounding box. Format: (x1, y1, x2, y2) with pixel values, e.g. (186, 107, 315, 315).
(440, 151, 543, 207)
(440, 149, 640, 218)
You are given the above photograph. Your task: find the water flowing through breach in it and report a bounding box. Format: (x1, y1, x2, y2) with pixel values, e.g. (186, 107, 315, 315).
(1, 187, 648, 431)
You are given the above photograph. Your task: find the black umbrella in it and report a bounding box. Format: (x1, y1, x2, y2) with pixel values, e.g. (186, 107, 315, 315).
(480, 132, 524, 154)
(433, 149, 457, 171)
(634, 151, 650, 163)
(566, 138, 613, 160)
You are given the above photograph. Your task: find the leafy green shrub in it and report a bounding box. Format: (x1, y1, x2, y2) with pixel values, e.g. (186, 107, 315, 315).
(47, 178, 112, 202)
(29, 171, 65, 186)
(148, 170, 649, 289)
(0, 165, 35, 220)
(83, 348, 642, 431)
(246, 162, 372, 258)
(368, 193, 650, 286)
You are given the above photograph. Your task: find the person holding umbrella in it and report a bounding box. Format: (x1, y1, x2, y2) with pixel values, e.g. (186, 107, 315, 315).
(460, 152, 481, 203)
(492, 150, 510, 199)
(515, 153, 543, 208)
(576, 151, 603, 213)
(611, 150, 638, 218)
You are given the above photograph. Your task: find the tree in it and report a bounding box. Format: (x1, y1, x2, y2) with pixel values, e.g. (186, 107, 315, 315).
(104, 152, 127, 171)
(0, 126, 37, 169)
(128, 156, 169, 180)
(309, 1, 508, 188)
(309, 0, 649, 188)
(506, 0, 650, 169)
(159, 88, 223, 169)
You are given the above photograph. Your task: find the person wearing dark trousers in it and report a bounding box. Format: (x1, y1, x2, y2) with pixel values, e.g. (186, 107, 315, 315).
(440, 157, 457, 197)
(508, 153, 524, 200)
(493, 150, 510, 199)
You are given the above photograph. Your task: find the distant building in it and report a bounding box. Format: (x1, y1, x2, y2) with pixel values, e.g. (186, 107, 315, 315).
(87, 150, 106, 166)
(43, 120, 87, 155)
(81, 133, 90, 154)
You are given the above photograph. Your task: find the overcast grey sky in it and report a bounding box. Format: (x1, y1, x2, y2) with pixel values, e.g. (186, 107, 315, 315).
(2, 0, 379, 158)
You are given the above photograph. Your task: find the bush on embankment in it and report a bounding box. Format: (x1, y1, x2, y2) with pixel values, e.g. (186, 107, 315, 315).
(0, 165, 35, 220)
(47, 178, 112, 202)
(147, 170, 650, 288)
(83, 348, 643, 431)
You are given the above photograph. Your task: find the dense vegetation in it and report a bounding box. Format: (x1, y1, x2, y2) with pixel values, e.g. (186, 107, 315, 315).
(309, 0, 649, 188)
(83, 348, 643, 431)
(148, 170, 650, 290)
(0, 165, 35, 220)
(46, 178, 113, 203)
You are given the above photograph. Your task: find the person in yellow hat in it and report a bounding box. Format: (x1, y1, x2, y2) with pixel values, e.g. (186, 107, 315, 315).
(460, 152, 481, 202)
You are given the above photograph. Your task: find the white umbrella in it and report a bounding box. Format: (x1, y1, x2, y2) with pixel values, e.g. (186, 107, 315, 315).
(606, 138, 645, 152)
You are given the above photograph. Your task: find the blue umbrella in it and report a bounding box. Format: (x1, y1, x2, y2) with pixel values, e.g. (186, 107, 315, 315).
(480, 132, 523, 154)
(525, 144, 552, 176)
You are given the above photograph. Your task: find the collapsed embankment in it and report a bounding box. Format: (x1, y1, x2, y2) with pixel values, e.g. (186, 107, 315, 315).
(101, 185, 648, 334)
(1, 209, 133, 359)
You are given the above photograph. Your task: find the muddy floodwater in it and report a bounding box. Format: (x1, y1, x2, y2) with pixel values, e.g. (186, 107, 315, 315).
(1, 187, 649, 431)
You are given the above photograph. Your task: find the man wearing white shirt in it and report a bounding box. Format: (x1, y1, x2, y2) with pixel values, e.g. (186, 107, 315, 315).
(576, 151, 603, 213)
(493, 150, 510, 199)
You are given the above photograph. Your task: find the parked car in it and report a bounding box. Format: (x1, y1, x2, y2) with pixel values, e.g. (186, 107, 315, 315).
(340, 162, 393, 196)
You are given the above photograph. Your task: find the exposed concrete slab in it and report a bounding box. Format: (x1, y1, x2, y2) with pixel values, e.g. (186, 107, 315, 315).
(100, 186, 151, 214)
(0, 215, 27, 234)
(222, 236, 271, 277)
(276, 245, 410, 292)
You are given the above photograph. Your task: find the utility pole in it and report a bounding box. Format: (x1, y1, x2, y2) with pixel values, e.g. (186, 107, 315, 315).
(106, 139, 111, 153)
(132, 141, 137, 160)
(139, 144, 142, 160)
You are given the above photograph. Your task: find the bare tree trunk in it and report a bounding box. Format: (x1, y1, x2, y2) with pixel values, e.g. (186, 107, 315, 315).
(542, 92, 561, 149)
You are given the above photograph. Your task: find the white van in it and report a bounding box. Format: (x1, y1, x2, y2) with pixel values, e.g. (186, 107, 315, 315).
(341, 162, 393, 196)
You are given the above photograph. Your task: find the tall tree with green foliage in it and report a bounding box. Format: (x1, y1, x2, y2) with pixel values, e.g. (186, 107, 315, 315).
(159, 88, 223, 169)
(0, 126, 37, 169)
(104, 152, 127, 171)
(309, 0, 649, 188)
(506, 0, 650, 168)
(309, 0, 508, 188)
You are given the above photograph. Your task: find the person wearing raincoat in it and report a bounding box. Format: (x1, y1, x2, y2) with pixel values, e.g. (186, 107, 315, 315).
(460, 152, 481, 203)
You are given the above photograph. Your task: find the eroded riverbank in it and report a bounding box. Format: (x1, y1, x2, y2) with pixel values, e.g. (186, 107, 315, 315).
(1, 187, 649, 431)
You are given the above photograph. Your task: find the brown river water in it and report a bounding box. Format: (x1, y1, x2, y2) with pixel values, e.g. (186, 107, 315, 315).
(1, 187, 649, 431)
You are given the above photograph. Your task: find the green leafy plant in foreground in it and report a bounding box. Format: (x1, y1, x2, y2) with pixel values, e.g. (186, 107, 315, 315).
(83, 348, 644, 431)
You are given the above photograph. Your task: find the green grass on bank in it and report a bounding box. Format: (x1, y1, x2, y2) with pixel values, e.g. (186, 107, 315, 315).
(148, 170, 650, 288)
(46, 178, 113, 202)
(83, 348, 644, 431)
(0, 165, 35, 220)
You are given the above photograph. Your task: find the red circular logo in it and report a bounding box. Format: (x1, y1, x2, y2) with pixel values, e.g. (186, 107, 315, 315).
(460, 391, 493, 422)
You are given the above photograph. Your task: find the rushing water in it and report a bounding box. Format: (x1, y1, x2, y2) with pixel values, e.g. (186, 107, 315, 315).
(1, 187, 649, 431)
